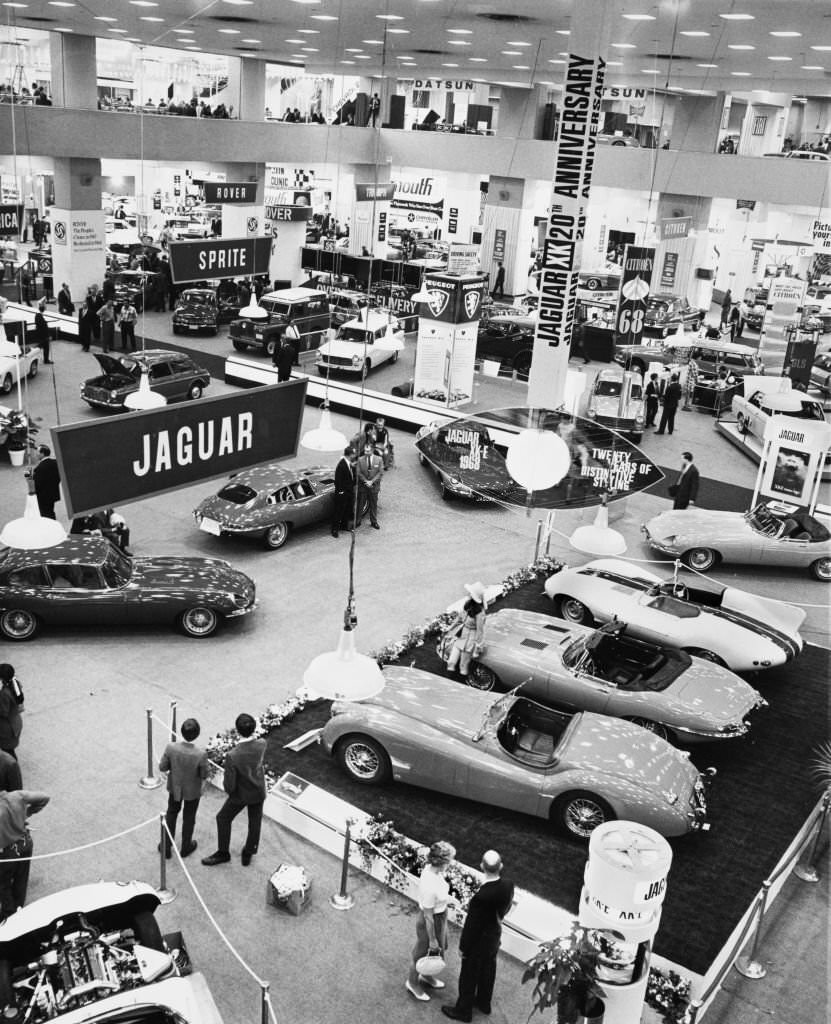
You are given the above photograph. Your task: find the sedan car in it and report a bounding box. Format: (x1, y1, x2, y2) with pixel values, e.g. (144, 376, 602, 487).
(441, 609, 764, 743)
(321, 666, 710, 839)
(0, 536, 257, 639)
(194, 463, 366, 550)
(810, 352, 831, 395)
(733, 387, 827, 445)
(476, 319, 534, 379)
(316, 311, 404, 376)
(81, 351, 211, 411)
(743, 288, 768, 331)
(171, 288, 239, 335)
(0, 342, 40, 395)
(643, 501, 831, 581)
(0, 880, 223, 1024)
(585, 368, 645, 441)
(577, 268, 622, 293)
(107, 269, 167, 313)
(643, 294, 705, 338)
(544, 558, 805, 670)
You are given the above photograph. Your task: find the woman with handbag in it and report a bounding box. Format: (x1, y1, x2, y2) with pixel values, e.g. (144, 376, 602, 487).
(406, 840, 456, 1002)
(0, 665, 24, 760)
(444, 582, 488, 681)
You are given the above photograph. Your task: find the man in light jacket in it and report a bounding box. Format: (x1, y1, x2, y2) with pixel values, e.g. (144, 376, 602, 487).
(158, 718, 209, 858)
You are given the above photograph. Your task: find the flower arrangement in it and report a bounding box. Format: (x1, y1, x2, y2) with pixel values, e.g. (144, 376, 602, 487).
(354, 814, 482, 910)
(644, 966, 692, 1024)
(369, 556, 562, 667)
(522, 922, 606, 1024)
(269, 864, 310, 900)
(0, 408, 38, 451)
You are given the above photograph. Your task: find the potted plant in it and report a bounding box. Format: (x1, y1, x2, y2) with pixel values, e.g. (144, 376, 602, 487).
(0, 409, 37, 467)
(523, 922, 607, 1024)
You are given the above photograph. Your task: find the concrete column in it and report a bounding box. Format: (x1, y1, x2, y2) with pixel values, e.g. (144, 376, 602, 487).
(217, 165, 264, 240)
(50, 157, 106, 303)
(669, 93, 724, 152)
(238, 58, 266, 122)
(497, 86, 538, 139)
(49, 33, 98, 111)
(349, 163, 392, 256)
(480, 176, 535, 298)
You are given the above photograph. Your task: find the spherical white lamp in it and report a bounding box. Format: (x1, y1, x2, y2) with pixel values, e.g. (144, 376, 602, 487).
(570, 503, 627, 556)
(303, 625, 385, 701)
(506, 428, 571, 492)
(123, 370, 167, 411)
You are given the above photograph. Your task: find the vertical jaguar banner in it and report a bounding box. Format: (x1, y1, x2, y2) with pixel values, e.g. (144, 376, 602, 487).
(528, 0, 614, 410)
(615, 245, 655, 347)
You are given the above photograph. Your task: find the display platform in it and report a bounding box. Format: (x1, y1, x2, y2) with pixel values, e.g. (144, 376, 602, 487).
(716, 417, 831, 482)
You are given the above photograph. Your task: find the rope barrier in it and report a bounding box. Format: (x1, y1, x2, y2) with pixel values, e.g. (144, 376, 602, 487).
(0, 815, 158, 863)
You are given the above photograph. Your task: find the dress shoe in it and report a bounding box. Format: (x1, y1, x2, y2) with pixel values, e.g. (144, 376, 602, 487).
(331, 530, 339, 538)
(201, 851, 230, 866)
(405, 981, 430, 1002)
(441, 1007, 471, 1022)
(475, 1004, 492, 1015)
(181, 841, 198, 858)
(371, 522, 380, 530)
(157, 842, 172, 860)
(241, 850, 253, 866)
(419, 975, 445, 989)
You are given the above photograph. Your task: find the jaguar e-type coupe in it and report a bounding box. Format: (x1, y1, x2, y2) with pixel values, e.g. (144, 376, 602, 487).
(193, 463, 367, 550)
(643, 501, 831, 581)
(320, 666, 711, 839)
(0, 880, 224, 1023)
(0, 537, 256, 640)
(442, 609, 765, 743)
(544, 558, 805, 670)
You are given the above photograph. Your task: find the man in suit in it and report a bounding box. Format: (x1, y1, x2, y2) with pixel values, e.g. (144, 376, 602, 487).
(645, 373, 661, 428)
(158, 718, 209, 859)
(332, 446, 356, 538)
(491, 262, 505, 300)
(202, 713, 266, 867)
(442, 850, 515, 1022)
(32, 445, 61, 519)
(671, 451, 700, 509)
(356, 441, 383, 530)
(57, 282, 73, 316)
(656, 372, 683, 435)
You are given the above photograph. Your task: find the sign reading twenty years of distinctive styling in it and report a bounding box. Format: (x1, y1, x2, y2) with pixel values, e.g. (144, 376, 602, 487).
(51, 382, 307, 518)
(168, 236, 272, 283)
(203, 181, 258, 204)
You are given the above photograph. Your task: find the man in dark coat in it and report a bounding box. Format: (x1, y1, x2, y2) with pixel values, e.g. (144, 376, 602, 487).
(274, 334, 297, 382)
(441, 850, 515, 1022)
(656, 372, 683, 435)
(671, 451, 700, 510)
(32, 301, 51, 363)
(645, 372, 661, 428)
(491, 262, 505, 300)
(32, 444, 61, 519)
(0, 789, 50, 921)
(331, 446, 356, 538)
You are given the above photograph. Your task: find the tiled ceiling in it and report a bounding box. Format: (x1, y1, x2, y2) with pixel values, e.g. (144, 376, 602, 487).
(2, 1, 830, 93)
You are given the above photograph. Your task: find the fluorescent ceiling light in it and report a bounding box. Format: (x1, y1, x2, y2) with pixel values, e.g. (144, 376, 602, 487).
(469, 57, 488, 62)
(680, 31, 710, 37)
(507, 41, 531, 46)
(623, 13, 655, 20)
(720, 13, 754, 20)
(310, 14, 338, 20)
(768, 56, 792, 61)
(770, 31, 800, 37)
(376, 13, 404, 19)
(731, 71, 751, 76)
(612, 43, 636, 49)
(447, 28, 472, 34)
(728, 45, 755, 50)
(697, 63, 718, 68)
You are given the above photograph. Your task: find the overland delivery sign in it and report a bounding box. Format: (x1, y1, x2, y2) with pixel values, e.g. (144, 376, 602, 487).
(51, 382, 307, 517)
(169, 236, 272, 283)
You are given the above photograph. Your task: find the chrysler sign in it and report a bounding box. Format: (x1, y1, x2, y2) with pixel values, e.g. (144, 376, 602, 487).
(168, 236, 272, 283)
(51, 382, 307, 517)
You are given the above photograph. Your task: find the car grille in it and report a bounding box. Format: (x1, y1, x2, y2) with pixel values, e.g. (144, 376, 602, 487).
(84, 386, 113, 402)
(321, 355, 355, 367)
(235, 321, 254, 337)
(594, 415, 637, 429)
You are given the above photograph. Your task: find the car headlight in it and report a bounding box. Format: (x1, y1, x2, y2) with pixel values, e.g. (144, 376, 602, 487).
(635, 414, 644, 424)
(351, 355, 362, 366)
(586, 408, 597, 418)
(110, 390, 120, 399)
(232, 587, 254, 608)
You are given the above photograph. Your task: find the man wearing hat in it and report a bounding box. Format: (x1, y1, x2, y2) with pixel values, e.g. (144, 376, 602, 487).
(444, 582, 488, 681)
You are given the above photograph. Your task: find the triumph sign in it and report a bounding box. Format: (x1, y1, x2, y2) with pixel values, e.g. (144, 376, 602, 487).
(528, 0, 612, 409)
(51, 382, 307, 518)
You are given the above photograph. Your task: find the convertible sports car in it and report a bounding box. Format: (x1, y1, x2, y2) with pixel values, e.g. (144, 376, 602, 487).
(544, 558, 805, 670)
(0, 880, 224, 1023)
(733, 387, 826, 444)
(321, 666, 711, 839)
(414, 420, 518, 502)
(194, 463, 367, 550)
(441, 609, 764, 743)
(644, 502, 831, 581)
(0, 537, 257, 640)
(0, 343, 40, 395)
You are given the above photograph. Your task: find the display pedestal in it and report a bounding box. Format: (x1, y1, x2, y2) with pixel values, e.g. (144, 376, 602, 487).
(267, 864, 312, 916)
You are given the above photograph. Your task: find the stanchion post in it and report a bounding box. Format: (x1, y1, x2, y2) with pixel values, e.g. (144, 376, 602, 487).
(139, 707, 163, 790)
(156, 814, 176, 905)
(735, 883, 770, 979)
(794, 790, 830, 883)
(260, 983, 270, 1024)
(533, 520, 543, 562)
(686, 1000, 701, 1024)
(329, 818, 355, 910)
(169, 700, 178, 743)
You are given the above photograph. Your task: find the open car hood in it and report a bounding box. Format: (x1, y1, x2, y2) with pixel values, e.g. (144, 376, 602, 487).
(93, 352, 135, 378)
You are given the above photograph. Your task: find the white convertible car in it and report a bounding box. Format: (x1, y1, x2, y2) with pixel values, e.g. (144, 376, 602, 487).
(0, 342, 40, 395)
(544, 559, 805, 670)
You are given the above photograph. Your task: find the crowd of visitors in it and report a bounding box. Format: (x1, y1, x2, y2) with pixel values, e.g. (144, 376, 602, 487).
(98, 96, 234, 118)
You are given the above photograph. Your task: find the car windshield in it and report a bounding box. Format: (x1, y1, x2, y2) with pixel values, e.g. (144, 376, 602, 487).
(595, 380, 642, 398)
(338, 327, 372, 343)
(646, 300, 669, 312)
(218, 482, 258, 504)
(102, 547, 132, 587)
(260, 299, 290, 317)
(766, 403, 825, 421)
(115, 358, 142, 378)
(182, 292, 210, 305)
(816, 355, 831, 371)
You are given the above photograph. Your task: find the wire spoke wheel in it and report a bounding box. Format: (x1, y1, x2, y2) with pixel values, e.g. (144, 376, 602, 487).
(557, 792, 611, 839)
(179, 605, 219, 638)
(0, 609, 38, 641)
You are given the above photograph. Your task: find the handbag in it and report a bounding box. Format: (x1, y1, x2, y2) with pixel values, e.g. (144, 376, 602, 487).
(416, 948, 446, 977)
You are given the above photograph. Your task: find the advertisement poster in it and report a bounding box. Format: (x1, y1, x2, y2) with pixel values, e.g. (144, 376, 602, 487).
(492, 228, 506, 262)
(783, 337, 818, 390)
(413, 321, 477, 407)
(0, 204, 23, 238)
(760, 418, 831, 507)
(759, 276, 806, 358)
(660, 252, 678, 290)
(447, 243, 480, 275)
(415, 408, 663, 508)
(391, 172, 445, 231)
(615, 245, 655, 347)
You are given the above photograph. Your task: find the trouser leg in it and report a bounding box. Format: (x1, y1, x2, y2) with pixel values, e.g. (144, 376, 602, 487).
(181, 798, 200, 849)
(165, 795, 182, 851)
(216, 797, 244, 854)
(243, 801, 264, 855)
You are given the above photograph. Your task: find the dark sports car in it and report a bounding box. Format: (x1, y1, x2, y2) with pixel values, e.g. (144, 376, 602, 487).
(414, 420, 518, 502)
(0, 537, 257, 640)
(321, 666, 710, 839)
(193, 463, 367, 550)
(0, 880, 223, 1023)
(476, 319, 534, 378)
(643, 294, 706, 338)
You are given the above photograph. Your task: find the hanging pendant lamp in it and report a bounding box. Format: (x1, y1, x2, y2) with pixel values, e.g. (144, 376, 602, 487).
(301, 403, 348, 452)
(303, 620, 385, 701)
(124, 369, 167, 411)
(0, 477, 67, 550)
(570, 500, 627, 557)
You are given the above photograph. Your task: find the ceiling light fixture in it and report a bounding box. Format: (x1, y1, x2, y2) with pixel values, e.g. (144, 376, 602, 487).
(768, 56, 792, 61)
(611, 43, 636, 49)
(623, 13, 655, 20)
(447, 28, 472, 34)
(387, 29, 409, 34)
(218, 29, 241, 34)
(376, 14, 404, 20)
(310, 14, 338, 19)
(770, 31, 801, 37)
(680, 31, 710, 37)
(719, 13, 754, 20)
(469, 57, 488, 62)
(697, 62, 718, 67)
(730, 71, 751, 76)
(801, 65, 823, 70)
(555, 30, 570, 36)
(810, 45, 831, 51)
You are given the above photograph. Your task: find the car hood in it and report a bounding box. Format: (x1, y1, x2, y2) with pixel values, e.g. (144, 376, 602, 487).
(563, 712, 698, 796)
(175, 301, 213, 315)
(194, 493, 267, 524)
(131, 556, 253, 591)
(92, 353, 136, 378)
(665, 662, 763, 723)
(591, 395, 643, 417)
(646, 508, 749, 543)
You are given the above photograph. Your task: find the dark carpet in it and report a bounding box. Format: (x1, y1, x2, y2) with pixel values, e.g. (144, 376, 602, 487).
(264, 577, 829, 976)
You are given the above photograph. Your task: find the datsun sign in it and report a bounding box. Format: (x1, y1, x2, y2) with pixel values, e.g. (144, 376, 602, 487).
(51, 382, 307, 517)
